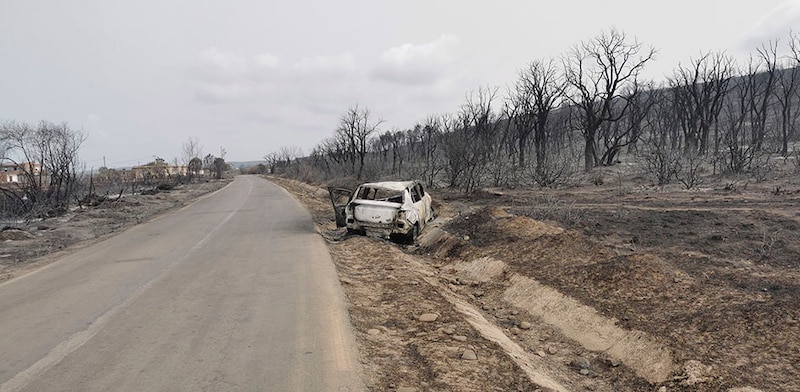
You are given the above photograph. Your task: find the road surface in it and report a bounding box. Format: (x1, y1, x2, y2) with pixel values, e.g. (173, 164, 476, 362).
(0, 176, 364, 391)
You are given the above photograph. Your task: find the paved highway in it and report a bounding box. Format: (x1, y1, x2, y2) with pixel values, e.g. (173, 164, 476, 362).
(0, 176, 364, 391)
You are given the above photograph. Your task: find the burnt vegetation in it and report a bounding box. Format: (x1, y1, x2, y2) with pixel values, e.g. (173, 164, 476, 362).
(266, 29, 800, 194)
(1, 121, 230, 222)
(1, 120, 85, 219)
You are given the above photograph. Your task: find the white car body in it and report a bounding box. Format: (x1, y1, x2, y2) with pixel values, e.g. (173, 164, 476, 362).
(329, 181, 433, 242)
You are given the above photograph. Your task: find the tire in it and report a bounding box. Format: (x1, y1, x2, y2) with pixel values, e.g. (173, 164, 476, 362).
(403, 224, 419, 245)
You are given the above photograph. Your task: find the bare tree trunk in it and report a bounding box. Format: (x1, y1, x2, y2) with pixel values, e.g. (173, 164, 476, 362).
(584, 130, 597, 170)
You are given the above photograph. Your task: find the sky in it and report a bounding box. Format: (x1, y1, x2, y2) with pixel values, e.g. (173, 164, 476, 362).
(2, 0, 800, 168)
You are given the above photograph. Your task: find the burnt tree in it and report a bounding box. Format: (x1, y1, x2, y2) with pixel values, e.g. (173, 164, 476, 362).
(775, 33, 800, 156)
(669, 52, 733, 155)
(335, 105, 383, 180)
(563, 28, 655, 171)
(507, 58, 564, 172)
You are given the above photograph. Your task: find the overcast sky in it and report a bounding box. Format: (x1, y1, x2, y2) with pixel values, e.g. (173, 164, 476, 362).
(2, 1, 800, 167)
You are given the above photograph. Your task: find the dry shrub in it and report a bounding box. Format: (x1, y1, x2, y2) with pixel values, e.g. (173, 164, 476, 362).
(676, 152, 705, 189)
(523, 195, 591, 227)
(640, 147, 680, 185)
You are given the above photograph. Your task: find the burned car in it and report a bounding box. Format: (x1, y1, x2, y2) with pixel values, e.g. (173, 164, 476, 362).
(328, 181, 433, 243)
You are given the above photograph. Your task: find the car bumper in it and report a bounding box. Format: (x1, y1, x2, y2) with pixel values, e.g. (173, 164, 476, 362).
(347, 220, 413, 238)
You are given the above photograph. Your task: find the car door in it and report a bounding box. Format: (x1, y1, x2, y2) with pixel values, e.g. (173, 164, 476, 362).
(409, 183, 431, 227)
(327, 187, 353, 227)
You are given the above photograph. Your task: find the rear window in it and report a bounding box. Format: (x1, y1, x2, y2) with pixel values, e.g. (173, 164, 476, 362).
(356, 187, 404, 203)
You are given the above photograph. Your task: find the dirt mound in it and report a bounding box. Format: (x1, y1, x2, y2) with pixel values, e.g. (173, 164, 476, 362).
(504, 274, 675, 384)
(446, 207, 613, 270)
(418, 227, 469, 260)
(452, 257, 506, 283)
(439, 200, 800, 391)
(501, 215, 564, 238)
(437, 211, 677, 384)
(447, 206, 563, 244)
(445, 252, 676, 384)
(511, 229, 612, 267)
(577, 253, 688, 292)
(0, 228, 36, 241)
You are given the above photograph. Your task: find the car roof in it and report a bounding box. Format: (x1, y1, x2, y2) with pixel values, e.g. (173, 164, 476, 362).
(359, 181, 416, 191)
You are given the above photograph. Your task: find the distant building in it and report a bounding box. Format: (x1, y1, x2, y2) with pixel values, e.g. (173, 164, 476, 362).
(168, 165, 189, 177)
(127, 162, 188, 181)
(0, 162, 42, 184)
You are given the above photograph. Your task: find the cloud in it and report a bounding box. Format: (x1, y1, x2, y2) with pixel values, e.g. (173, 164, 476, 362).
(190, 47, 288, 102)
(740, 0, 800, 49)
(188, 48, 368, 138)
(255, 53, 280, 68)
(199, 47, 248, 74)
(370, 34, 460, 85)
(185, 42, 468, 154)
(292, 52, 357, 77)
(86, 112, 101, 124)
(193, 47, 282, 82)
(190, 48, 361, 99)
(192, 82, 255, 104)
(84, 112, 108, 141)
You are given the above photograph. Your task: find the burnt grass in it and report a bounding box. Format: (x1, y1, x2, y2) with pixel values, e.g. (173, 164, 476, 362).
(443, 188, 800, 391)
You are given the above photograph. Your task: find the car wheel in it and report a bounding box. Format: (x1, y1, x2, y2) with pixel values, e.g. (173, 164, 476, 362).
(404, 224, 419, 245)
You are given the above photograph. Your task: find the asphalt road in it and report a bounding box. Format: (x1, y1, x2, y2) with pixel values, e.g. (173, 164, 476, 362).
(0, 176, 364, 392)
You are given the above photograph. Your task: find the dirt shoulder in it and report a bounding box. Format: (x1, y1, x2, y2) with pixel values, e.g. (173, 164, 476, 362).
(273, 177, 649, 391)
(271, 177, 569, 391)
(273, 175, 798, 392)
(1, 179, 231, 282)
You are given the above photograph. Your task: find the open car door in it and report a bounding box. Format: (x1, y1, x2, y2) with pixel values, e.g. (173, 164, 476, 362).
(327, 187, 353, 227)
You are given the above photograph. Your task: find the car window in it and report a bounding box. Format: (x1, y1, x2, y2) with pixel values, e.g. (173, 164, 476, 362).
(411, 184, 423, 202)
(358, 186, 403, 203)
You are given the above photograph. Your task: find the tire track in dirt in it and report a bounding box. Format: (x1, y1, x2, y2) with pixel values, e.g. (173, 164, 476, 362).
(421, 234, 674, 384)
